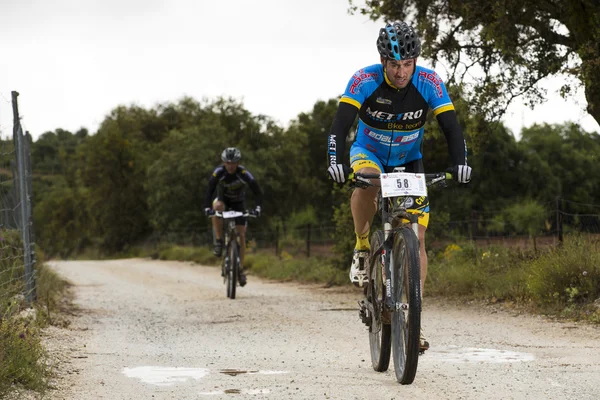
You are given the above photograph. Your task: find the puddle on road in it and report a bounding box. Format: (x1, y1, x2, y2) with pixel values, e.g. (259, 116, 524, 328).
(199, 389, 271, 395)
(122, 366, 209, 386)
(219, 369, 289, 376)
(431, 346, 535, 363)
(122, 366, 289, 388)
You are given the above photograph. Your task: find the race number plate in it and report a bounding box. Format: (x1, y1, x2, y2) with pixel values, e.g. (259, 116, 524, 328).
(222, 211, 243, 218)
(380, 172, 427, 198)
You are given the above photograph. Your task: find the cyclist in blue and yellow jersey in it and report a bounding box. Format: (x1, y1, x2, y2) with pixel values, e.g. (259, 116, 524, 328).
(327, 21, 472, 351)
(204, 147, 263, 287)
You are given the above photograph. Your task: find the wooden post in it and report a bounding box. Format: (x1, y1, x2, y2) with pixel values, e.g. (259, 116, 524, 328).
(306, 223, 311, 258)
(557, 197, 563, 245)
(275, 225, 280, 258)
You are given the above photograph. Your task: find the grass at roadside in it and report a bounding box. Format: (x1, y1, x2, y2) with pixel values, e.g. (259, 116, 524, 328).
(1, 231, 72, 399)
(244, 252, 347, 286)
(427, 234, 600, 323)
(148, 243, 347, 287)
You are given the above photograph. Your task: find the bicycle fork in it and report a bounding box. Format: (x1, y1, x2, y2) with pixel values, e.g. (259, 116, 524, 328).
(383, 221, 394, 311)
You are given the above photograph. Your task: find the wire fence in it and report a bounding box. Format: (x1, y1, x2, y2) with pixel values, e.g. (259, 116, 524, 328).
(155, 206, 600, 258)
(0, 91, 36, 319)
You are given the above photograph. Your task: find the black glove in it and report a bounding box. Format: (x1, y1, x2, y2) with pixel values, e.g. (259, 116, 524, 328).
(327, 164, 353, 183)
(254, 206, 261, 217)
(204, 207, 213, 216)
(448, 165, 472, 183)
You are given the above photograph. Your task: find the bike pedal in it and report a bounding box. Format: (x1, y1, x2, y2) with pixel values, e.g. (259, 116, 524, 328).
(358, 300, 371, 326)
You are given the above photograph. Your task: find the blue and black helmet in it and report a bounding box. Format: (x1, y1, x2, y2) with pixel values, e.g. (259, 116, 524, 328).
(377, 21, 421, 60)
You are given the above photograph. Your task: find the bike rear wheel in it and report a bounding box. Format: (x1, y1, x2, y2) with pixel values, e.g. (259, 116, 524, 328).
(226, 240, 239, 299)
(368, 230, 391, 372)
(391, 226, 421, 384)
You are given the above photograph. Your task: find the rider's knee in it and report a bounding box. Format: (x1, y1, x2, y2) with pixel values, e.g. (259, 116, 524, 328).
(355, 167, 380, 189)
(213, 201, 225, 211)
(351, 167, 380, 199)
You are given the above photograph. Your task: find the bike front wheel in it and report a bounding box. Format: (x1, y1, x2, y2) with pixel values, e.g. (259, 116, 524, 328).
(368, 230, 391, 372)
(391, 226, 422, 384)
(226, 240, 239, 299)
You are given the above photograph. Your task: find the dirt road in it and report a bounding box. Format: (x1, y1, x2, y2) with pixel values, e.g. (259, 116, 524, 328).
(43, 259, 599, 400)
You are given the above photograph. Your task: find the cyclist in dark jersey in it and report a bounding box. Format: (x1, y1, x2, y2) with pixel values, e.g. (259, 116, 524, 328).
(327, 21, 472, 351)
(204, 147, 263, 286)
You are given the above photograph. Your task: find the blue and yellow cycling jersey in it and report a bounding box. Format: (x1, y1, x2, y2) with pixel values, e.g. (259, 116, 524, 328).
(341, 64, 454, 166)
(328, 63, 467, 170)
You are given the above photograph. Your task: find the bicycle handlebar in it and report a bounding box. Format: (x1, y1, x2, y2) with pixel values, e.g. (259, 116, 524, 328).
(208, 210, 259, 218)
(349, 171, 453, 188)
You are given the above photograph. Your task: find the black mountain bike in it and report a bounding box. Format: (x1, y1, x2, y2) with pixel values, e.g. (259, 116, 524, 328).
(210, 210, 257, 299)
(350, 169, 450, 385)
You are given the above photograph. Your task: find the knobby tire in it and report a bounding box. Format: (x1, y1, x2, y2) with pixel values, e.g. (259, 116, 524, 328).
(368, 230, 392, 372)
(391, 226, 421, 384)
(227, 240, 239, 299)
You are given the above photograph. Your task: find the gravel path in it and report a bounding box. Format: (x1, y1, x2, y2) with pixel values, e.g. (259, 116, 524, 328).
(42, 259, 599, 400)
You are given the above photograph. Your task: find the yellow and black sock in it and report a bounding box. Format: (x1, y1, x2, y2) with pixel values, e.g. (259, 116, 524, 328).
(355, 231, 370, 251)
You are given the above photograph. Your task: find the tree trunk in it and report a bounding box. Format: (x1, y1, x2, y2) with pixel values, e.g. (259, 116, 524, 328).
(581, 44, 600, 127)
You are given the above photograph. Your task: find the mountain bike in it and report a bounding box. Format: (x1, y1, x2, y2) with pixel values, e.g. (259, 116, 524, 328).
(210, 210, 257, 299)
(350, 169, 451, 384)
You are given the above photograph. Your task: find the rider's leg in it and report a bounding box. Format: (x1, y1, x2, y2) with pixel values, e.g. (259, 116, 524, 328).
(349, 165, 380, 286)
(212, 199, 225, 240)
(212, 199, 225, 256)
(351, 166, 380, 249)
(416, 220, 429, 351)
(348, 147, 384, 286)
(418, 224, 427, 295)
(236, 225, 247, 266)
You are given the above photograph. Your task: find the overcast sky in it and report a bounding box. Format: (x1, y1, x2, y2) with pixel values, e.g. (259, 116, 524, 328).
(1, 0, 598, 142)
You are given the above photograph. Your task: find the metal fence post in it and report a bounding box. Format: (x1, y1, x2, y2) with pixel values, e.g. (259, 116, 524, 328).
(12, 91, 36, 303)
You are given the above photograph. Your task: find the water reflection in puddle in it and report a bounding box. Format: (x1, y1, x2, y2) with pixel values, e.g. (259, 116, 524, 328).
(122, 366, 209, 386)
(431, 346, 535, 363)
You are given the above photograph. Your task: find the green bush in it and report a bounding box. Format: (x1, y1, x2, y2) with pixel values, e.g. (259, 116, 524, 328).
(427, 242, 530, 300)
(1, 230, 26, 317)
(526, 235, 600, 308)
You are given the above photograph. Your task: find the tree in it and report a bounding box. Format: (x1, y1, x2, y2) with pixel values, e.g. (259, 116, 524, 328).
(31, 128, 88, 175)
(287, 99, 341, 222)
(519, 123, 600, 206)
(78, 120, 151, 252)
(504, 199, 548, 252)
(349, 0, 600, 126)
(145, 123, 226, 234)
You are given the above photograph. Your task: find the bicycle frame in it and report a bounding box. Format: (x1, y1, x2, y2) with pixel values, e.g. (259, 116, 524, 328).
(370, 194, 420, 312)
(353, 171, 450, 317)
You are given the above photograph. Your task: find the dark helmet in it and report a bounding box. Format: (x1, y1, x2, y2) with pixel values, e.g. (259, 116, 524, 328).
(377, 21, 421, 61)
(221, 147, 242, 163)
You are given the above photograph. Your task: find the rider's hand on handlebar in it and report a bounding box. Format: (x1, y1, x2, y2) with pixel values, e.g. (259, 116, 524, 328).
(204, 207, 213, 216)
(254, 206, 261, 217)
(448, 165, 472, 183)
(327, 164, 353, 183)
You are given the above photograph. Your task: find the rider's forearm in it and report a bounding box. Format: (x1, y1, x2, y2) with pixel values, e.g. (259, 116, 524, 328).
(436, 110, 467, 165)
(327, 102, 358, 166)
(250, 180, 263, 207)
(204, 178, 218, 208)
